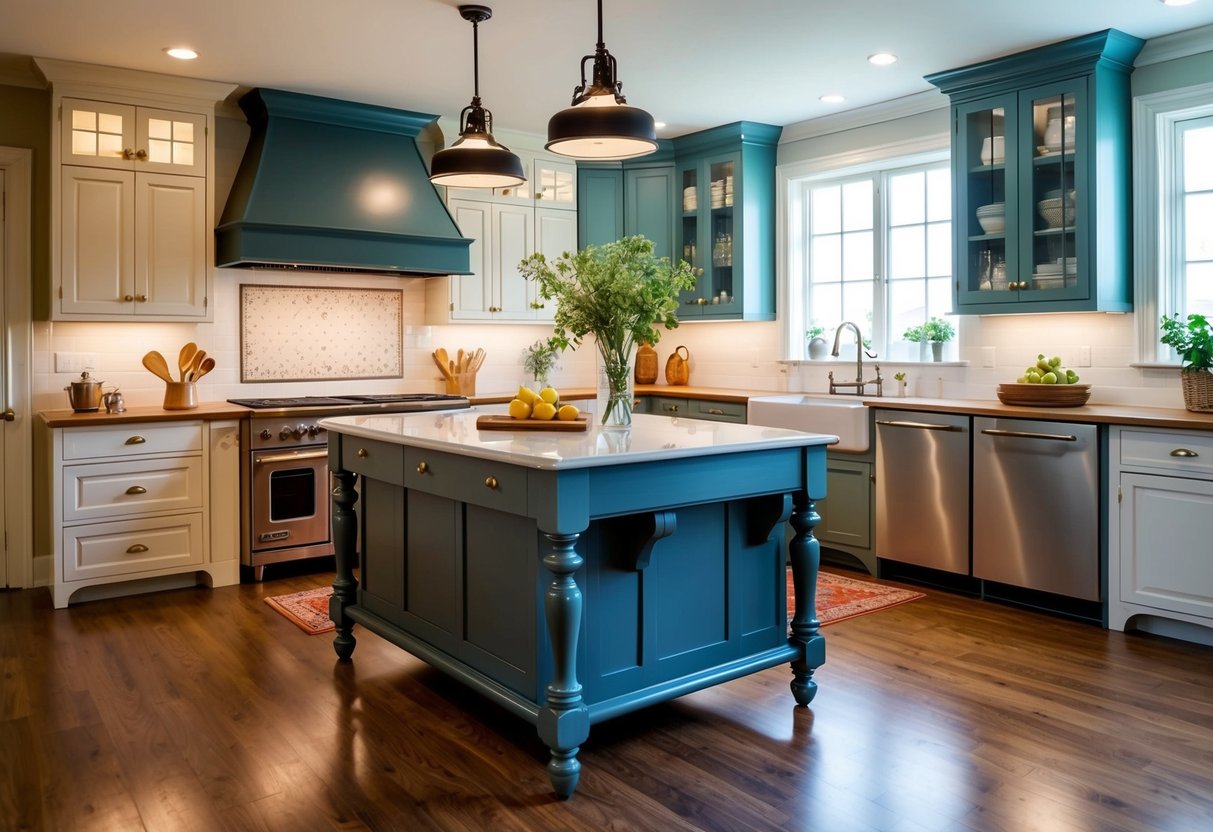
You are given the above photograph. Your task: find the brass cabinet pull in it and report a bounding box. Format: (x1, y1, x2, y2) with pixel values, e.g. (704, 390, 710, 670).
(123, 294, 135, 302)
(126, 543, 149, 554)
(135, 149, 148, 160)
(416, 461, 429, 473)
(697, 297, 707, 305)
(2, 409, 14, 422)
(665, 404, 679, 413)
(484, 476, 498, 490)
(124, 435, 146, 445)
(122, 148, 135, 160)
(707, 408, 724, 415)
(135, 294, 147, 302)
(1170, 448, 1200, 458)
(357, 448, 368, 458)
(125, 485, 147, 495)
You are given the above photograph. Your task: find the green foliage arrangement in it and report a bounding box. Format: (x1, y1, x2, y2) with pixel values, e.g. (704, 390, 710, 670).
(904, 317, 955, 343)
(1160, 313, 1213, 372)
(521, 339, 560, 385)
(518, 236, 696, 425)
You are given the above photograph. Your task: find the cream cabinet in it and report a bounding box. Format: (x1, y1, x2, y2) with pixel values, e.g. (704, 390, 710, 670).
(427, 155, 577, 323)
(46, 419, 240, 608)
(37, 59, 234, 321)
(1108, 426, 1213, 637)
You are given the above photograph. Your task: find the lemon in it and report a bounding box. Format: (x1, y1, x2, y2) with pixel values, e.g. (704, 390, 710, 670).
(507, 398, 532, 419)
(557, 404, 580, 421)
(532, 401, 557, 421)
(539, 387, 560, 405)
(516, 385, 540, 405)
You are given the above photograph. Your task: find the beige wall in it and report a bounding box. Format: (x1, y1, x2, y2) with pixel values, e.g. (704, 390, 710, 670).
(0, 84, 50, 317)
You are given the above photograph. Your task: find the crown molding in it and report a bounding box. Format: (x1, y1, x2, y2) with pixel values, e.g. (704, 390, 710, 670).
(1136, 23, 1213, 67)
(778, 90, 947, 145)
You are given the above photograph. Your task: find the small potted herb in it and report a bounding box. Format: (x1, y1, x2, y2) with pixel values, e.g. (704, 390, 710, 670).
(1160, 313, 1213, 412)
(893, 371, 907, 397)
(904, 317, 955, 361)
(521, 339, 560, 388)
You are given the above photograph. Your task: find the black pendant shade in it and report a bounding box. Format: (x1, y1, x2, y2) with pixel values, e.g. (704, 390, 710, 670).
(430, 5, 526, 188)
(546, 0, 658, 160)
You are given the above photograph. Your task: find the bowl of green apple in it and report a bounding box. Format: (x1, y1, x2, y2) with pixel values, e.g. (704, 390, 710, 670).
(997, 354, 1091, 407)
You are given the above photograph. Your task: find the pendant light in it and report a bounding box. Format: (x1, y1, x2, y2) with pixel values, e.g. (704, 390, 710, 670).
(429, 5, 526, 188)
(546, 0, 658, 160)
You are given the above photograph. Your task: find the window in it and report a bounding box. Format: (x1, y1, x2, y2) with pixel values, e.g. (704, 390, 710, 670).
(800, 160, 954, 361)
(1134, 84, 1213, 362)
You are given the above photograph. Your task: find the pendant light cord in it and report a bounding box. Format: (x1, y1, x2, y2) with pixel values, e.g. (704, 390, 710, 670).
(596, 0, 604, 51)
(472, 17, 481, 101)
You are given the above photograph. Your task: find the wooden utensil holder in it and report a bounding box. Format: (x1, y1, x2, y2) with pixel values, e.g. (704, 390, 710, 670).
(164, 381, 198, 410)
(445, 372, 476, 396)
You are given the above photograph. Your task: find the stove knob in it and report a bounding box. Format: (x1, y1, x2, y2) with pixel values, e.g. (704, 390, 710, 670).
(279, 426, 293, 441)
(308, 425, 325, 438)
(293, 424, 309, 439)
(259, 429, 272, 441)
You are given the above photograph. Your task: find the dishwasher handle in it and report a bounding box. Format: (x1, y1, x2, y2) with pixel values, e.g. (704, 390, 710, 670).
(875, 419, 963, 432)
(980, 428, 1077, 442)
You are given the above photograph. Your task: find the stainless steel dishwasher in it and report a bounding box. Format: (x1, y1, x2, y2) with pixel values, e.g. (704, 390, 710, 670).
(972, 417, 1099, 600)
(875, 410, 971, 574)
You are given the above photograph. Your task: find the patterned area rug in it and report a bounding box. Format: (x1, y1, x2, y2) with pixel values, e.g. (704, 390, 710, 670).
(267, 570, 924, 635)
(264, 586, 335, 635)
(790, 569, 925, 625)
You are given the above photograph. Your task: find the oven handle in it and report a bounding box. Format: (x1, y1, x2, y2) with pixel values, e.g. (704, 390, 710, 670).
(254, 449, 329, 465)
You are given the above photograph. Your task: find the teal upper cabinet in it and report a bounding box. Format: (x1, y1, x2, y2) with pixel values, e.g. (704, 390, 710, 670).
(576, 141, 674, 255)
(673, 122, 780, 320)
(927, 30, 1143, 315)
(577, 165, 624, 249)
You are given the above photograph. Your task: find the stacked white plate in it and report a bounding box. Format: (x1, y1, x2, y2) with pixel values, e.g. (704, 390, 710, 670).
(976, 202, 1006, 234)
(683, 186, 697, 212)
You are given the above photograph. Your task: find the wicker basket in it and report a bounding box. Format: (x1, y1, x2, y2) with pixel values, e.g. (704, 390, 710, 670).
(1180, 371, 1213, 412)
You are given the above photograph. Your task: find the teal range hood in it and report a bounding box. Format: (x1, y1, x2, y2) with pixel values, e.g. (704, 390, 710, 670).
(216, 88, 472, 276)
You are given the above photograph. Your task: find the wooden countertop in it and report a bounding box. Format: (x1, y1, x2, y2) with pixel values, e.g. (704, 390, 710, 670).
(39, 401, 251, 428)
(864, 396, 1213, 432)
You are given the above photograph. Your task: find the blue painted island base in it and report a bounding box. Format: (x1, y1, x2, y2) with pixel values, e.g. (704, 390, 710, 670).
(322, 414, 830, 798)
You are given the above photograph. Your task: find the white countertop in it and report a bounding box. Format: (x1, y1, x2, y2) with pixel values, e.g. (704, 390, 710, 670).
(319, 406, 836, 470)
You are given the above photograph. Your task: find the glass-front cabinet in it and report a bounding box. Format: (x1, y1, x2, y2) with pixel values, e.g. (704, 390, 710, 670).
(678, 155, 739, 314)
(929, 29, 1143, 315)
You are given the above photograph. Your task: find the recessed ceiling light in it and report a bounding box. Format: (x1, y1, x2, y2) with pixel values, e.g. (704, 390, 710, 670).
(820, 94, 846, 104)
(1161, 0, 1196, 6)
(654, 121, 667, 129)
(868, 52, 898, 66)
(164, 47, 198, 60)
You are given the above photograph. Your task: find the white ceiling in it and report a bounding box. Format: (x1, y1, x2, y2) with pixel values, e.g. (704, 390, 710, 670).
(3, 0, 1213, 139)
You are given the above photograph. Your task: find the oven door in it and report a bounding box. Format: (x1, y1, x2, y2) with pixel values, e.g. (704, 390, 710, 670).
(250, 448, 330, 552)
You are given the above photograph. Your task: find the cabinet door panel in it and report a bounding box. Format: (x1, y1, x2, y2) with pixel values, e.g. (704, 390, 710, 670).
(136, 107, 207, 176)
(61, 99, 136, 170)
(493, 204, 535, 317)
(534, 208, 576, 321)
(61, 166, 134, 315)
(447, 198, 494, 320)
(137, 173, 206, 316)
(1121, 473, 1213, 619)
(625, 166, 674, 262)
(577, 167, 623, 248)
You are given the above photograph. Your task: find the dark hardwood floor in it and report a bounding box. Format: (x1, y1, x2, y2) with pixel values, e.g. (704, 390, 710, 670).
(3, 570, 1212, 832)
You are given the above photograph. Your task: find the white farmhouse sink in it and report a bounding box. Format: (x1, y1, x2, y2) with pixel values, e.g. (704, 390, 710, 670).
(747, 394, 870, 452)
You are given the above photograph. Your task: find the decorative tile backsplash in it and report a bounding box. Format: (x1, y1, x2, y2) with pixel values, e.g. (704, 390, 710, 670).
(240, 285, 403, 382)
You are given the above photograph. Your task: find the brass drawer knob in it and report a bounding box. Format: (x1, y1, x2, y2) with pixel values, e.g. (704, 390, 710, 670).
(484, 476, 498, 490)
(417, 461, 429, 473)
(124, 435, 146, 445)
(126, 543, 149, 554)
(125, 485, 147, 495)
(1170, 448, 1199, 458)
(357, 448, 368, 458)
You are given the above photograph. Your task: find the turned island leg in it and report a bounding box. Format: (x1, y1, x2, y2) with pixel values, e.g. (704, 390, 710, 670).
(329, 465, 359, 660)
(538, 531, 590, 799)
(788, 490, 826, 705)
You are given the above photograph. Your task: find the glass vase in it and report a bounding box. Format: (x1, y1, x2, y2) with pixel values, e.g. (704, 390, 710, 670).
(596, 344, 634, 430)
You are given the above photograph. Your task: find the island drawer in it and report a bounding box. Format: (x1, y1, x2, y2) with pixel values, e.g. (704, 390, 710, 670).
(405, 449, 527, 515)
(62, 457, 204, 522)
(1119, 428, 1213, 477)
(340, 437, 405, 485)
(651, 396, 688, 416)
(689, 399, 747, 423)
(61, 513, 205, 581)
(62, 422, 204, 461)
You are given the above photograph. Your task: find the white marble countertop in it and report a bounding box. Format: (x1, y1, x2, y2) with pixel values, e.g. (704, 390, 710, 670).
(320, 406, 836, 470)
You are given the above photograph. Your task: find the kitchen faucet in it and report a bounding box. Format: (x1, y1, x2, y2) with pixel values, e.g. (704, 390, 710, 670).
(828, 321, 883, 396)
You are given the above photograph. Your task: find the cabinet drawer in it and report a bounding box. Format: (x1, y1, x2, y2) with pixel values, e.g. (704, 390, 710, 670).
(405, 449, 527, 516)
(688, 399, 747, 423)
(62, 457, 203, 522)
(1119, 429, 1213, 477)
(62, 513, 205, 581)
(63, 422, 203, 460)
(341, 437, 404, 486)
(651, 396, 689, 416)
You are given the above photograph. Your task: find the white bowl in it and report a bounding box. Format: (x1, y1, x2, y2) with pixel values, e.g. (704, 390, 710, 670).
(977, 215, 1006, 234)
(976, 202, 1005, 215)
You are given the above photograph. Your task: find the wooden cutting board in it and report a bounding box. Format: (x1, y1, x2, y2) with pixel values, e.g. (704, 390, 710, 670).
(476, 414, 588, 431)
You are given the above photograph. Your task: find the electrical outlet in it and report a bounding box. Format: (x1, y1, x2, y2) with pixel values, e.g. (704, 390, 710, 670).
(1078, 346, 1091, 367)
(54, 352, 97, 373)
(981, 346, 996, 368)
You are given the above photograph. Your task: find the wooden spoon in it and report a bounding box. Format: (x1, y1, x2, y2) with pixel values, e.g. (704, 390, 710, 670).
(433, 349, 452, 379)
(141, 351, 174, 383)
(187, 349, 207, 382)
(192, 356, 216, 381)
(457, 348, 466, 374)
(177, 342, 197, 381)
(470, 348, 486, 372)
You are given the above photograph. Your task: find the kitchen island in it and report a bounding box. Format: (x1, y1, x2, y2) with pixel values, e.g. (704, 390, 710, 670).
(318, 409, 833, 798)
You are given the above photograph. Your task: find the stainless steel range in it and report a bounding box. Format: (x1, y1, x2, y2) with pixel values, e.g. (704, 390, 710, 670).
(228, 393, 471, 580)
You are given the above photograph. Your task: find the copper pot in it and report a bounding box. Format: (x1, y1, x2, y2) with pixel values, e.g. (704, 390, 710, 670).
(65, 371, 104, 412)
